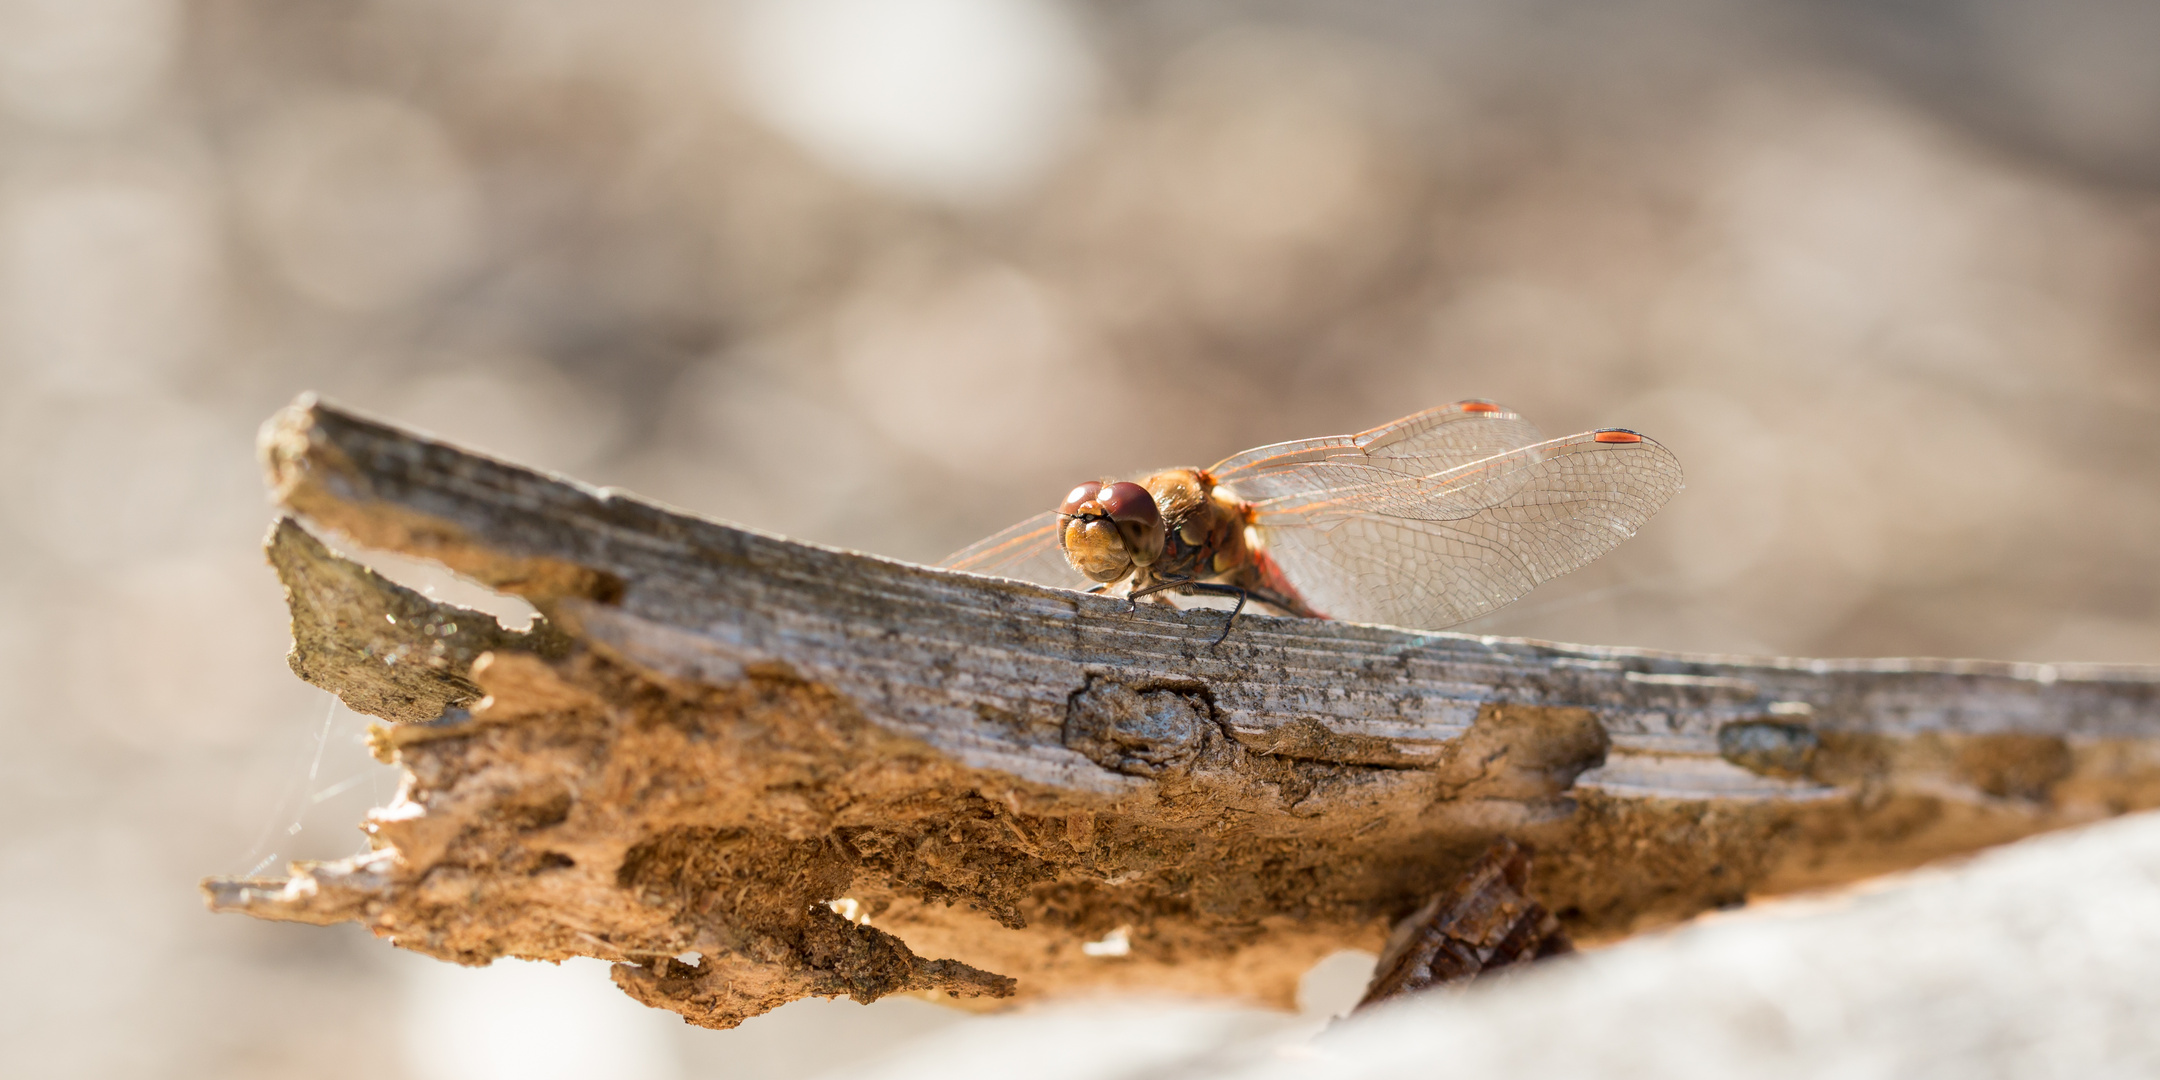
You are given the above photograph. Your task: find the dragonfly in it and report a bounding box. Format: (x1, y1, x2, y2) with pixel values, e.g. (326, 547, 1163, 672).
(941, 401, 1683, 644)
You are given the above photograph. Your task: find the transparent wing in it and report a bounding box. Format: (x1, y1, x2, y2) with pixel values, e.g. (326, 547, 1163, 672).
(939, 510, 1095, 592)
(1209, 401, 1546, 501)
(1250, 431, 1684, 630)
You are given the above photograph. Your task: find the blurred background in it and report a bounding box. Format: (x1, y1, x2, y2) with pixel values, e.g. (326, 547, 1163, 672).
(3, 0, 2158, 1076)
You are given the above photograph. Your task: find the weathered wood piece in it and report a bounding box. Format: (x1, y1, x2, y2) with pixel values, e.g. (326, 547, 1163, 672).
(204, 396, 2160, 1029)
(1353, 839, 1571, 1009)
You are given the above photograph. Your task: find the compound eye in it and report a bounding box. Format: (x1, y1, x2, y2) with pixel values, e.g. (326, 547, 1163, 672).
(1098, 482, 1166, 567)
(1059, 481, 1105, 516)
(1096, 482, 1158, 526)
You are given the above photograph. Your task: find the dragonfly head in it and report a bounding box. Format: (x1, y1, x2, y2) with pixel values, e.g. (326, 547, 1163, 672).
(1057, 480, 1165, 582)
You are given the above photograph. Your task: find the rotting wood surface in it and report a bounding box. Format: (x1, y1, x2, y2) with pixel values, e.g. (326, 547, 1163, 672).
(203, 396, 2160, 1029)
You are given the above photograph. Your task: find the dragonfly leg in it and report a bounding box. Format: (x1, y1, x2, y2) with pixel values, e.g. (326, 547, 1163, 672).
(1126, 576, 1192, 613)
(1170, 582, 1249, 646)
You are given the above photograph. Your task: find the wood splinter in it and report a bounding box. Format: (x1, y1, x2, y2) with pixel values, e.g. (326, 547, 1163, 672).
(1356, 838, 1573, 1010)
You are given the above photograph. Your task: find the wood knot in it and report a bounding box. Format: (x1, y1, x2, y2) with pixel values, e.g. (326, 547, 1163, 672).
(1718, 719, 1820, 778)
(1063, 679, 1223, 777)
